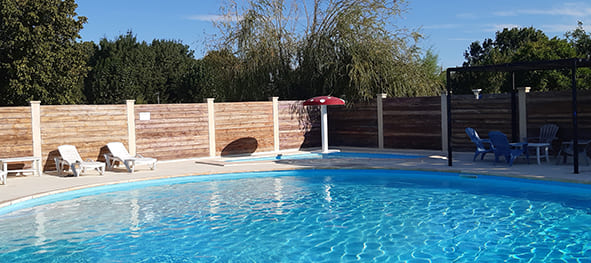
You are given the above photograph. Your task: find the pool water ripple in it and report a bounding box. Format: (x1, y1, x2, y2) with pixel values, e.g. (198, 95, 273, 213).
(1, 169, 591, 262)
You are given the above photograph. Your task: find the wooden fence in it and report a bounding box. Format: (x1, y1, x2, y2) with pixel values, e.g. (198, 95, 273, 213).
(1, 90, 590, 172)
(450, 94, 513, 151)
(278, 101, 320, 150)
(135, 104, 209, 161)
(40, 105, 128, 171)
(0, 107, 32, 160)
(215, 102, 274, 156)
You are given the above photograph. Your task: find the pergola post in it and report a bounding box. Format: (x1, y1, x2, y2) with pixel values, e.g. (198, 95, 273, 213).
(511, 73, 518, 142)
(571, 60, 579, 174)
(517, 87, 531, 142)
(446, 69, 452, 166)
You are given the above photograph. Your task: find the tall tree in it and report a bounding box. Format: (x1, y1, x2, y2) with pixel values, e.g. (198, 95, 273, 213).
(85, 33, 153, 104)
(297, 0, 441, 101)
(216, 0, 442, 102)
(85, 32, 197, 104)
(0, 0, 89, 105)
(457, 26, 583, 94)
(188, 49, 240, 102)
(565, 21, 591, 89)
(217, 0, 299, 101)
(566, 21, 591, 58)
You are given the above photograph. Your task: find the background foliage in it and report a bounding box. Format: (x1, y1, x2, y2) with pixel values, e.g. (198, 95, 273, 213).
(0, 0, 589, 106)
(453, 23, 591, 94)
(0, 0, 89, 105)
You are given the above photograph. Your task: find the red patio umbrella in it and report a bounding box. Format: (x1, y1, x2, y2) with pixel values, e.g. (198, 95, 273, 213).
(303, 96, 345, 153)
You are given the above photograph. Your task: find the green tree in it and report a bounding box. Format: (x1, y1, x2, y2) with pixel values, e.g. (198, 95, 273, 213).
(188, 49, 240, 102)
(216, 0, 442, 102)
(456, 26, 584, 94)
(566, 21, 591, 90)
(85, 33, 153, 104)
(0, 0, 89, 105)
(85, 32, 197, 104)
(566, 21, 591, 58)
(150, 39, 197, 103)
(217, 0, 298, 101)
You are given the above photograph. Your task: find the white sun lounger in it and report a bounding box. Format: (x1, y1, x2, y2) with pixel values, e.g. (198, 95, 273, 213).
(105, 142, 157, 173)
(0, 169, 7, 185)
(56, 145, 105, 177)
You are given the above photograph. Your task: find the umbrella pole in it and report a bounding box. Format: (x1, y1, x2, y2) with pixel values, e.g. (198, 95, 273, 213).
(321, 105, 329, 153)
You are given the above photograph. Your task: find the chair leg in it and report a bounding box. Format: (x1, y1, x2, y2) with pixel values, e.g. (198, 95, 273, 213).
(123, 161, 134, 173)
(72, 165, 80, 177)
(544, 147, 549, 163)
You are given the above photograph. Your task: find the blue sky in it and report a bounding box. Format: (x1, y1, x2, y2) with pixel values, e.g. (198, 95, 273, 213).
(76, 0, 591, 68)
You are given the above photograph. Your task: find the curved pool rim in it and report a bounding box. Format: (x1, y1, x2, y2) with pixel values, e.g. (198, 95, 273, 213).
(2, 168, 591, 216)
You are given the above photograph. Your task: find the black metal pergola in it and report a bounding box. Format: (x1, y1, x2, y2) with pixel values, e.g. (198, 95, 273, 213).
(446, 58, 591, 174)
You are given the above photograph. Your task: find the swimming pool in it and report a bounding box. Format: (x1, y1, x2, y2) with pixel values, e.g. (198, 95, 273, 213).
(1, 169, 590, 262)
(224, 151, 423, 162)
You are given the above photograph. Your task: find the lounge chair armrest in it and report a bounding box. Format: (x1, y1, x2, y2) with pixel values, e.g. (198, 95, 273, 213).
(136, 154, 145, 158)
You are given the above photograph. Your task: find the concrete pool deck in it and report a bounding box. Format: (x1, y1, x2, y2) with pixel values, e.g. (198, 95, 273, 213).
(2, 147, 591, 208)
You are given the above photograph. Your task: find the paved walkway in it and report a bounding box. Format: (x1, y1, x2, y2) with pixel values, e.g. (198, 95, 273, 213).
(2, 148, 591, 208)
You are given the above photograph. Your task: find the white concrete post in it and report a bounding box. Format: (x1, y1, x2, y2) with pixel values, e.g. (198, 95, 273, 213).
(517, 87, 531, 142)
(30, 101, 42, 159)
(440, 93, 448, 152)
(206, 98, 216, 157)
(270, 97, 280, 152)
(377, 93, 387, 149)
(126, 100, 136, 155)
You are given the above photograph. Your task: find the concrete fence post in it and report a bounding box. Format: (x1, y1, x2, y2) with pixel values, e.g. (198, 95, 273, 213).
(206, 98, 216, 157)
(270, 97, 280, 152)
(126, 100, 136, 155)
(440, 93, 448, 152)
(377, 93, 387, 149)
(30, 101, 42, 158)
(517, 87, 531, 141)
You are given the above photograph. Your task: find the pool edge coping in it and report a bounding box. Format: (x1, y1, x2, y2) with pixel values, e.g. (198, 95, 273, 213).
(2, 165, 589, 210)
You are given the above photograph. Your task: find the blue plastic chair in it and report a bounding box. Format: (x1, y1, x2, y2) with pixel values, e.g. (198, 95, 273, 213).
(488, 131, 529, 166)
(465, 127, 494, 161)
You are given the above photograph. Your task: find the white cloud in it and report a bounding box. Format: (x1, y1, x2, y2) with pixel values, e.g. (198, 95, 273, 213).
(423, 24, 462, 29)
(540, 23, 591, 33)
(493, 11, 517, 17)
(456, 13, 478, 19)
(186, 14, 242, 22)
(493, 2, 591, 18)
(448, 38, 476, 41)
(484, 24, 522, 32)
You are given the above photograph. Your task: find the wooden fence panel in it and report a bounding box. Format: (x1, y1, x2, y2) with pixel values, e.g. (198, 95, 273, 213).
(278, 101, 320, 150)
(40, 105, 128, 171)
(383, 96, 441, 149)
(451, 94, 513, 151)
(0, 107, 32, 160)
(331, 103, 378, 148)
(135, 104, 209, 160)
(215, 102, 274, 156)
(527, 90, 591, 152)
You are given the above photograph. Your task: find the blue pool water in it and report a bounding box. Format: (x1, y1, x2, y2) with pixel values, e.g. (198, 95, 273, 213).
(225, 152, 423, 162)
(1, 169, 591, 262)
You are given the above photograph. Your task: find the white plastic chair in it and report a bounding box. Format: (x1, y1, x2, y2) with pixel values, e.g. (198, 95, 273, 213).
(105, 142, 157, 173)
(56, 145, 105, 177)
